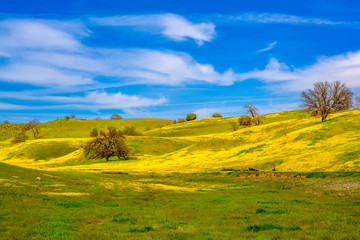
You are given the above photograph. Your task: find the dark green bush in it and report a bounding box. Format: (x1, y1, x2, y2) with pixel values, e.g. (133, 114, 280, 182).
(123, 126, 142, 136)
(212, 113, 223, 118)
(186, 113, 197, 121)
(238, 115, 252, 126)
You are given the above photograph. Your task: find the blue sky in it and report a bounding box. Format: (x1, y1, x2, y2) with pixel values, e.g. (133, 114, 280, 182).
(1, 0, 360, 122)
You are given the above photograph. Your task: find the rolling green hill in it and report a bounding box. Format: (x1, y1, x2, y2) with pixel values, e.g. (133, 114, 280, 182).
(0, 109, 359, 173)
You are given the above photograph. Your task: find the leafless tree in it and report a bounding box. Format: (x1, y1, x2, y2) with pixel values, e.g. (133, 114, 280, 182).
(301, 81, 353, 122)
(70, 114, 76, 119)
(83, 127, 131, 161)
(28, 119, 40, 139)
(3, 120, 9, 124)
(110, 113, 123, 120)
(355, 96, 360, 108)
(244, 104, 262, 125)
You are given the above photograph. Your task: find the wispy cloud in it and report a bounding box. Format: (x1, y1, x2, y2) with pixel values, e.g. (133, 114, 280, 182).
(0, 18, 233, 111)
(90, 13, 215, 45)
(0, 91, 166, 110)
(0, 102, 31, 110)
(0, 19, 230, 89)
(257, 41, 277, 53)
(226, 12, 353, 26)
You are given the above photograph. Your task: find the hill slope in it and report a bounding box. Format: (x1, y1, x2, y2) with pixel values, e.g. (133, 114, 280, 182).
(1, 109, 359, 173)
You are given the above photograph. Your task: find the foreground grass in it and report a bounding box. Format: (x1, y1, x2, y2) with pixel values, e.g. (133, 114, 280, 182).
(1, 163, 359, 240)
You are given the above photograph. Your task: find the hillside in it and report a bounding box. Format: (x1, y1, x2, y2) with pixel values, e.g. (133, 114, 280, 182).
(0, 109, 360, 173)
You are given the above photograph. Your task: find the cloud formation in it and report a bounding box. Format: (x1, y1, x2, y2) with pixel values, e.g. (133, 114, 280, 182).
(91, 13, 215, 45)
(238, 51, 360, 92)
(257, 41, 277, 53)
(227, 12, 352, 26)
(0, 19, 230, 88)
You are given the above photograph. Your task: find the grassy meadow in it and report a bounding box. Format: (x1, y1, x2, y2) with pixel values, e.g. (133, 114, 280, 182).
(1, 109, 360, 239)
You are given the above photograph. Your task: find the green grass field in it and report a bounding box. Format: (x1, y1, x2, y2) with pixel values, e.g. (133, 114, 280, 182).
(1, 110, 360, 239)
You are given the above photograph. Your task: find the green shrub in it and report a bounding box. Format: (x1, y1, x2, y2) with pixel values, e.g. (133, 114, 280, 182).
(238, 116, 252, 126)
(229, 122, 239, 131)
(186, 113, 197, 121)
(123, 126, 142, 136)
(212, 113, 223, 118)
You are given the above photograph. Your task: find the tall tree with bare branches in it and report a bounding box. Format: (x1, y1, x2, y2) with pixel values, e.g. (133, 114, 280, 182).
(244, 104, 262, 125)
(28, 119, 41, 139)
(301, 81, 353, 122)
(355, 96, 360, 109)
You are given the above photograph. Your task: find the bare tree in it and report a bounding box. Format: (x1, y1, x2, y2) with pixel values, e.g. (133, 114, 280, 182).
(355, 96, 360, 109)
(83, 127, 131, 161)
(302, 81, 353, 122)
(28, 119, 41, 139)
(244, 104, 262, 125)
(70, 114, 76, 119)
(110, 113, 123, 120)
(3, 120, 9, 124)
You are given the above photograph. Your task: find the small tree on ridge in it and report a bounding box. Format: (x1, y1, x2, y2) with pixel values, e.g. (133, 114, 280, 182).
(301, 81, 353, 122)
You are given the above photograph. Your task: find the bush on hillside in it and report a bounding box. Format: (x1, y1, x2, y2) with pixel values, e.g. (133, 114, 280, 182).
(12, 125, 29, 144)
(229, 121, 239, 131)
(212, 113, 223, 118)
(123, 126, 142, 136)
(186, 113, 197, 121)
(238, 116, 252, 126)
(174, 118, 186, 124)
(64, 115, 70, 120)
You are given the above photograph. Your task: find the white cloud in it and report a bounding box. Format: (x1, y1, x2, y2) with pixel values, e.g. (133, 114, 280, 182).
(0, 91, 166, 110)
(75, 91, 167, 109)
(230, 12, 351, 26)
(257, 41, 277, 53)
(0, 19, 86, 52)
(0, 18, 230, 88)
(91, 13, 215, 45)
(0, 64, 94, 86)
(237, 51, 360, 92)
(0, 102, 31, 110)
